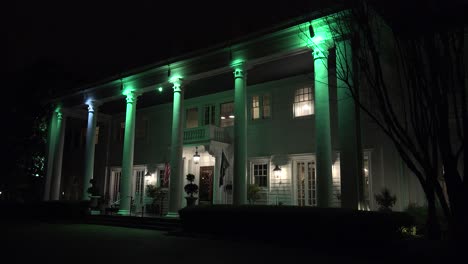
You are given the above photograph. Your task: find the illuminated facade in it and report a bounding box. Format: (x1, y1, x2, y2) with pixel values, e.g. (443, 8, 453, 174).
(43, 11, 427, 216)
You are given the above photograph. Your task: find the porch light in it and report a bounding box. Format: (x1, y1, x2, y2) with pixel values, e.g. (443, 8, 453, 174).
(157, 86, 163, 93)
(273, 165, 282, 178)
(145, 170, 151, 176)
(193, 147, 200, 164)
(221, 116, 226, 119)
(229, 115, 235, 118)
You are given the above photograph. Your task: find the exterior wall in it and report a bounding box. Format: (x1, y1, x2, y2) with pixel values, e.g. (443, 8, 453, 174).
(60, 72, 428, 211)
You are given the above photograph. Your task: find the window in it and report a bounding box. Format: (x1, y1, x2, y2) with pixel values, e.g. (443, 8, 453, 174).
(186, 107, 199, 128)
(293, 87, 314, 117)
(252, 163, 268, 188)
(220, 102, 234, 127)
(252, 95, 271, 120)
(203, 105, 216, 125)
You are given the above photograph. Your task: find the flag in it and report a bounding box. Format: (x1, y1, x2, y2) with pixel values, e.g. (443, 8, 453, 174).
(163, 162, 170, 188)
(219, 151, 229, 187)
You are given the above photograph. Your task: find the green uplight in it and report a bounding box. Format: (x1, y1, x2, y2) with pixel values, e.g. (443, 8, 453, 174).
(157, 87, 163, 92)
(121, 83, 135, 96)
(169, 75, 182, 84)
(230, 58, 245, 69)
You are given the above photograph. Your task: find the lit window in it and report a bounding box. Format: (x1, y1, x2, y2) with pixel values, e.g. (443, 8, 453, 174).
(293, 87, 314, 117)
(186, 107, 198, 128)
(251, 94, 271, 120)
(252, 163, 268, 188)
(220, 102, 234, 127)
(252, 96, 260, 119)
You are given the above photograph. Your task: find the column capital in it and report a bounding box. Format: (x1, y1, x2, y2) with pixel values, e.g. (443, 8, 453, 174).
(312, 47, 329, 61)
(231, 60, 246, 79)
(86, 100, 102, 113)
(55, 108, 63, 120)
(124, 90, 141, 104)
(169, 77, 183, 93)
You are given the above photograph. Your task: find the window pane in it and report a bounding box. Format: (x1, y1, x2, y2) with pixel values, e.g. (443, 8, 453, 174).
(253, 108, 260, 119)
(220, 102, 234, 127)
(186, 108, 198, 128)
(294, 87, 314, 117)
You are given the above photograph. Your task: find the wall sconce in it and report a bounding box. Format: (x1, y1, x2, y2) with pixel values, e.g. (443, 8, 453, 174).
(145, 170, 151, 177)
(193, 146, 200, 164)
(273, 165, 282, 178)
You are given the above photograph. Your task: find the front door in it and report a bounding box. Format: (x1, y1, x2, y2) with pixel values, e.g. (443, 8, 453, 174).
(199, 166, 214, 205)
(295, 160, 316, 206)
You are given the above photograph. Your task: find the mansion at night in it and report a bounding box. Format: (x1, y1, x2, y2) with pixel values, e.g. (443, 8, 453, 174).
(42, 9, 428, 217)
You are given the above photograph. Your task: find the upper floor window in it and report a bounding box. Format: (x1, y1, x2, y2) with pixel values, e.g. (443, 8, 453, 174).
(186, 107, 199, 128)
(252, 94, 271, 120)
(220, 102, 234, 127)
(293, 87, 314, 117)
(203, 105, 216, 125)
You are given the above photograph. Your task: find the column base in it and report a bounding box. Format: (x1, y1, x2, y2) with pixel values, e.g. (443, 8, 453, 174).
(117, 209, 130, 216)
(165, 211, 179, 218)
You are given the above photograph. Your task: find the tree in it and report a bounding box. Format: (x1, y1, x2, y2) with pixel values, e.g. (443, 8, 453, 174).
(298, 0, 466, 240)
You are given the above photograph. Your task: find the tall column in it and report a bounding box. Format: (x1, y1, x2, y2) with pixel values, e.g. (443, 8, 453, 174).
(167, 78, 184, 217)
(43, 109, 58, 201)
(313, 47, 333, 207)
(337, 40, 363, 209)
(51, 109, 66, 200)
(212, 149, 221, 204)
(232, 61, 247, 205)
(118, 91, 139, 216)
(82, 100, 100, 200)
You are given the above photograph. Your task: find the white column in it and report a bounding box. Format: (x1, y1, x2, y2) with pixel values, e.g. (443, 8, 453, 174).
(212, 149, 221, 204)
(313, 47, 333, 207)
(82, 100, 100, 200)
(232, 61, 247, 205)
(167, 78, 184, 217)
(118, 91, 139, 216)
(43, 109, 58, 201)
(336, 40, 363, 209)
(51, 109, 66, 200)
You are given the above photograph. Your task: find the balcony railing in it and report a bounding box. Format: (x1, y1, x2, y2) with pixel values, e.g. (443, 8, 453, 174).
(184, 125, 228, 144)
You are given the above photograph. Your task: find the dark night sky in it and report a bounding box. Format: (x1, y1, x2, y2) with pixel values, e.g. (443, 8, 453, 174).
(7, 0, 466, 93)
(7, 1, 334, 92)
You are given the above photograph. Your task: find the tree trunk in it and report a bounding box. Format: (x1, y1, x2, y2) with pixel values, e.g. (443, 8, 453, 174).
(426, 181, 441, 240)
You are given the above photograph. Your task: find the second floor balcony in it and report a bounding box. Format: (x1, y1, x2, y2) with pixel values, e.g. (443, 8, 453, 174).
(183, 125, 230, 145)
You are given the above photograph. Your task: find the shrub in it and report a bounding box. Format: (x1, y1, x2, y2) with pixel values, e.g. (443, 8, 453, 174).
(184, 174, 198, 197)
(375, 187, 396, 212)
(247, 184, 261, 204)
